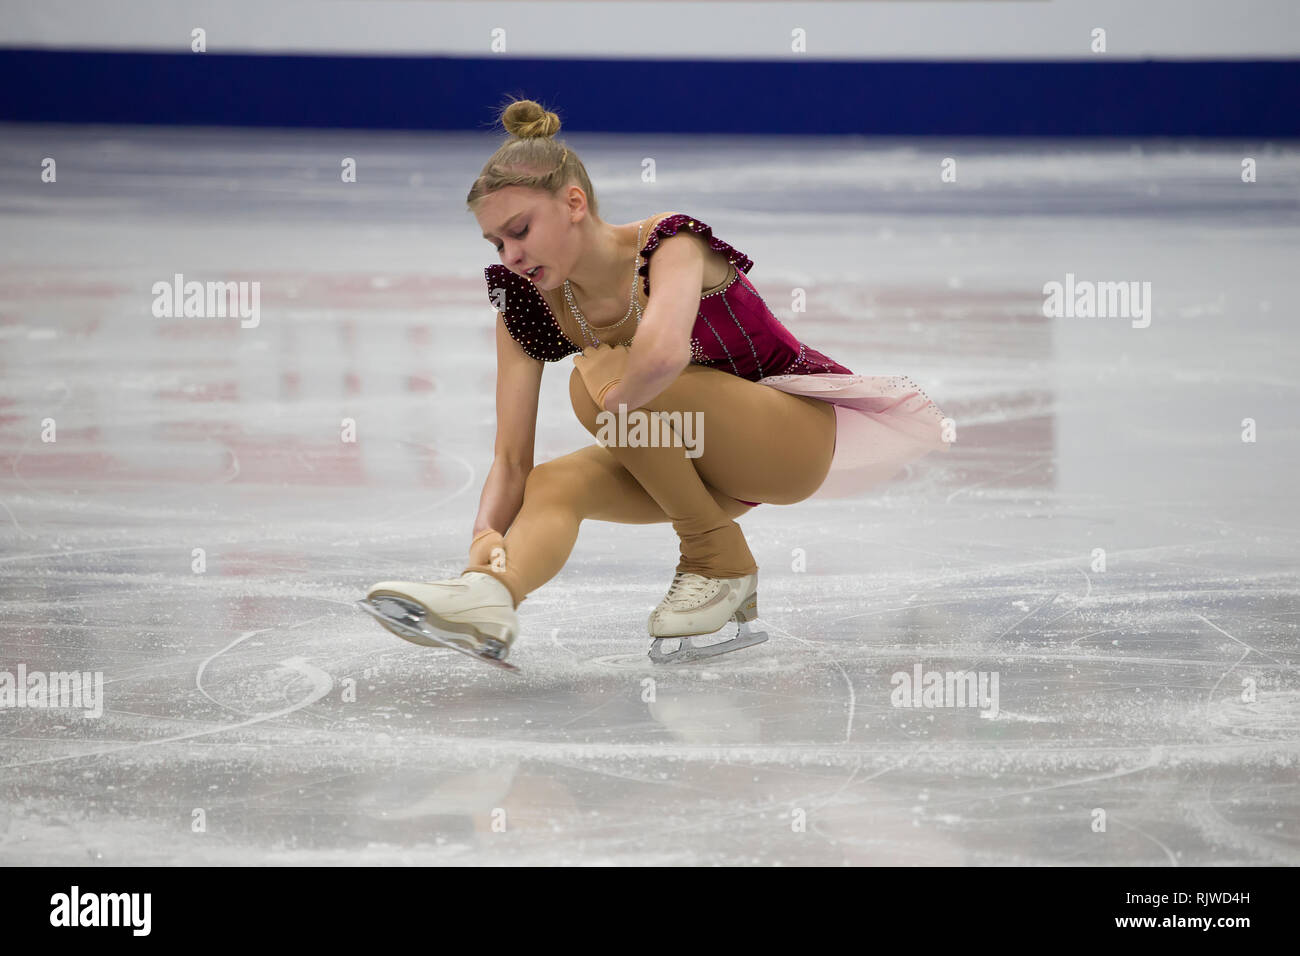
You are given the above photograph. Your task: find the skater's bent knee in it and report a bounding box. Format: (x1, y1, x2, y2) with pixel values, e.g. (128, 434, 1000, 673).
(568, 367, 602, 429)
(522, 459, 585, 506)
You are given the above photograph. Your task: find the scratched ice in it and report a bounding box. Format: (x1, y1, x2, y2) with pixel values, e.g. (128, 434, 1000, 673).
(1, 126, 1297, 864)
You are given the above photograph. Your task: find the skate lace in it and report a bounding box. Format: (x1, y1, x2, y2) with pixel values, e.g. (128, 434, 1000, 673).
(662, 571, 714, 607)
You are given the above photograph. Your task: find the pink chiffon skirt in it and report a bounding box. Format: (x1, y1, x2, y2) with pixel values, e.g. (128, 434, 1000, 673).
(757, 372, 951, 500)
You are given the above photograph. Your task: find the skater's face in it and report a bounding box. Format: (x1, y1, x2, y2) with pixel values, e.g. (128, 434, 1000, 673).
(477, 186, 585, 290)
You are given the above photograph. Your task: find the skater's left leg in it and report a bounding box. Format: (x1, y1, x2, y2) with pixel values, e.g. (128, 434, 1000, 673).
(568, 360, 837, 579)
(461, 443, 753, 608)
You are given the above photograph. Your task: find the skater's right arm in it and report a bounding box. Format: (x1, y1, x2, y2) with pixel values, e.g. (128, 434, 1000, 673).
(471, 312, 543, 537)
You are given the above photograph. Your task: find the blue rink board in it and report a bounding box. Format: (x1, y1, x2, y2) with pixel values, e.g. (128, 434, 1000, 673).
(1, 49, 1297, 136)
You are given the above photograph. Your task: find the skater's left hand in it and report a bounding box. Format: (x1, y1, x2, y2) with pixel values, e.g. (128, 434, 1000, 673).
(572, 342, 631, 410)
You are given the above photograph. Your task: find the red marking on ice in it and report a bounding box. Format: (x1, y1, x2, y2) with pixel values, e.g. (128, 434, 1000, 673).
(4, 434, 448, 487)
(0, 451, 119, 478)
(219, 550, 310, 578)
(48, 425, 102, 441)
(153, 420, 243, 440)
(867, 287, 1043, 308)
(417, 457, 445, 487)
(207, 271, 489, 310)
(216, 435, 367, 486)
(0, 278, 129, 299)
(156, 382, 240, 402)
(156, 323, 241, 339)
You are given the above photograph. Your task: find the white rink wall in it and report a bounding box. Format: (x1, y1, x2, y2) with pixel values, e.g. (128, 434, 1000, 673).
(2, 0, 1298, 60)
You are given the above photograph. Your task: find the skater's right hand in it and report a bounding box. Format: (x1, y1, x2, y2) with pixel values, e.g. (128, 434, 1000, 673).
(469, 528, 507, 571)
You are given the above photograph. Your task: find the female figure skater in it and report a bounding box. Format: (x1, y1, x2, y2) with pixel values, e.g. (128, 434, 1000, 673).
(362, 99, 949, 668)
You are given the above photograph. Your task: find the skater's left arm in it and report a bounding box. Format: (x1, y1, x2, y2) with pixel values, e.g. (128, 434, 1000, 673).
(594, 233, 704, 411)
(597, 339, 685, 412)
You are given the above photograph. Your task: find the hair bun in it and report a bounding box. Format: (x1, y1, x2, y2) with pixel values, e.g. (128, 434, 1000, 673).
(501, 99, 561, 139)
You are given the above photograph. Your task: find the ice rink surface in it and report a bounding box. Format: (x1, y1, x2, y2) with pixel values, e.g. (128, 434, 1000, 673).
(1, 125, 1297, 865)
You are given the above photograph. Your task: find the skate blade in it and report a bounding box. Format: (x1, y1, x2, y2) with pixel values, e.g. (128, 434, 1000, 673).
(648, 623, 769, 665)
(357, 597, 520, 674)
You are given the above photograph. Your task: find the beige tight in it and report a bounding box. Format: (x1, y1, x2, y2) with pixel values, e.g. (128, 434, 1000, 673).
(462, 362, 838, 609)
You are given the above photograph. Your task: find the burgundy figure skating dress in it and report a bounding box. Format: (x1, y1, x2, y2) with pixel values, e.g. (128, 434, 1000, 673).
(485, 214, 950, 504)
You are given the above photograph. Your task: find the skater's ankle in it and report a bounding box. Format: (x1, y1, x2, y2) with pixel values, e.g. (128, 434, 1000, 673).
(461, 570, 525, 611)
(675, 567, 758, 579)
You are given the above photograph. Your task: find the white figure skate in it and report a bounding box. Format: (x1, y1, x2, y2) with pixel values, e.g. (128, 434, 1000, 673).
(647, 570, 768, 664)
(359, 571, 521, 673)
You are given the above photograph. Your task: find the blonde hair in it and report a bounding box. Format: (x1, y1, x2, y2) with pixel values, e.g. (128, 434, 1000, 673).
(466, 97, 599, 217)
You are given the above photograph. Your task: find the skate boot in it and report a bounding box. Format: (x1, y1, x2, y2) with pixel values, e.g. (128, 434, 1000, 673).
(359, 572, 520, 672)
(647, 570, 768, 664)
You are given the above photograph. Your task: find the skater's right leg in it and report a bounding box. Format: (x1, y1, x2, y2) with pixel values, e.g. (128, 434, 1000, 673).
(461, 443, 752, 608)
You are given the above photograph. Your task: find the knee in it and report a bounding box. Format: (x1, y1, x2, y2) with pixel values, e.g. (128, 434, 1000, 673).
(521, 458, 582, 509)
(568, 366, 602, 433)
